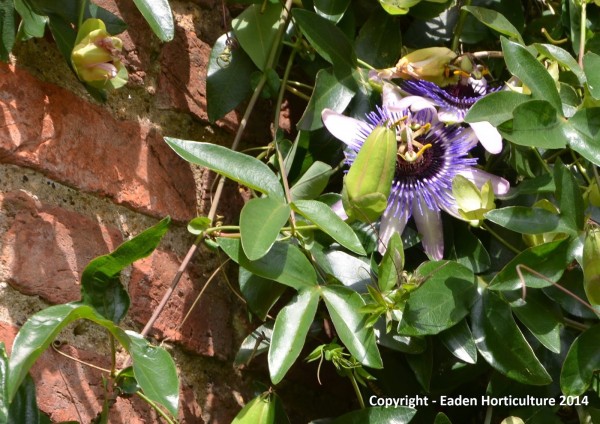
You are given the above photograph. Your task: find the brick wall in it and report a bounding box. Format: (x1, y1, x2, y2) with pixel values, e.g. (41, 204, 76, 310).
(0, 1, 252, 422)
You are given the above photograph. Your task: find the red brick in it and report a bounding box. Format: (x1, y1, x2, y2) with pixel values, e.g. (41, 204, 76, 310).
(1, 190, 123, 304)
(0, 64, 196, 221)
(129, 249, 233, 360)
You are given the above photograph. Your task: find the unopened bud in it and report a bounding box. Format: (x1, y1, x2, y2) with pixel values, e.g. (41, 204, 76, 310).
(393, 47, 458, 86)
(452, 175, 495, 227)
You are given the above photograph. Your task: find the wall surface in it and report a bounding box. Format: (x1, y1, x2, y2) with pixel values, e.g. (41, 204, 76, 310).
(0, 0, 253, 422)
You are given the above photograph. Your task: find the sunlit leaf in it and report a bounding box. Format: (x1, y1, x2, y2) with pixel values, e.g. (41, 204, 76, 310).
(132, 0, 173, 41)
(560, 325, 600, 395)
(233, 3, 282, 70)
(240, 197, 290, 260)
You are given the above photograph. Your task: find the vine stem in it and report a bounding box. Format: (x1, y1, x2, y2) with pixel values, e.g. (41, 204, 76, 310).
(135, 0, 294, 345)
(451, 0, 472, 52)
(578, 0, 587, 68)
(349, 374, 365, 409)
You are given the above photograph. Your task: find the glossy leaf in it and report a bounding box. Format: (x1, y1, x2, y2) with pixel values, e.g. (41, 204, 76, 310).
(314, 0, 350, 22)
(439, 320, 477, 364)
(434, 413, 453, 424)
(355, 9, 402, 68)
(293, 199, 366, 255)
(560, 325, 600, 395)
(81, 217, 170, 323)
(239, 268, 286, 321)
(0, 0, 16, 61)
(8, 374, 41, 424)
(584, 52, 600, 99)
(331, 406, 417, 424)
(464, 90, 530, 126)
(378, 233, 404, 292)
(535, 43, 585, 85)
(232, 3, 282, 70)
(14, 0, 46, 39)
(131, 0, 173, 41)
(234, 322, 273, 367)
(187, 216, 212, 235)
(484, 206, 575, 235)
(290, 161, 333, 200)
(567, 107, 600, 166)
(8, 304, 130, 402)
(554, 160, 584, 233)
(321, 285, 383, 368)
(297, 68, 356, 131)
(240, 197, 290, 260)
(232, 392, 289, 424)
(489, 239, 571, 291)
(406, 342, 432, 390)
(165, 138, 284, 200)
(463, 6, 523, 42)
(501, 37, 562, 112)
(127, 331, 179, 417)
(470, 289, 552, 385)
(218, 238, 317, 289)
(0, 343, 7, 422)
(510, 289, 562, 354)
(449, 222, 490, 273)
(269, 288, 320, 384)
(292, 9, 357, 86)
(398, 261, 477, 336)
(207, 32, 256, 122)
(315, 248, 371, 292)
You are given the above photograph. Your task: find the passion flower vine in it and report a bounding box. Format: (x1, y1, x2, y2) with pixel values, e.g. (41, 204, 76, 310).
(322, 99, 509, 260)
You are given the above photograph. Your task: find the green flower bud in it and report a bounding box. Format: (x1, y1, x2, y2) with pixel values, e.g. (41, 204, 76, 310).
(452, 174, 495, 227)
(583, 227, 600, 307)
(342, 126, 397, 223)
(71, 19, 128, 89)
(521, 200, 568, 247)
(393, 47, 458, 86)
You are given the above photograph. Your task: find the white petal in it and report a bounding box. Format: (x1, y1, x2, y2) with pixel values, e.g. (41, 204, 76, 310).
(438, 108, 462, 123)
(331, 199, 348, 220)
(470, 121, 503, 154)
(412, 196, 444, 260)
(458, 169, 510, 196)
(322, 109, 369, 150)
(378, 203, 410, 254)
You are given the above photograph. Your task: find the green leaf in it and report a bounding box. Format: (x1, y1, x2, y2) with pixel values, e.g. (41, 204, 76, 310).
(321, 285, 383, 368)
(293, 200, 366, 255)
(292, 9, 357, 87)
(560, 325, 600, 396)
(239, 268, 286, 321)
(567, 108, 600, 166)
(464, 91, 531, 126)
(378, 233, 404, 292)
(510, 289, 562, 354)
(439, 320, 477, 364)
(535, 43, 586, 86)
(187, 216, 212, 235)
(165, 138, 284, 199)
(449, 222, 490, 273)
(355, 9, 402, 69)
(554, 160, 584, 233)
(232, 392, 290, 424)
(398, 261, 477, 336)
(8, 304, 130, 402)
(0, 343, 8, 422)
(498, 100, 566, 149)
(234, 322, 273, 367)
(314, 0, 350, 22)
(0, 0, 16, 61)
(218, 238, 317, 289)
(14, 0, 46, 39)
(297, 68, 356, 131)
(331, 407, 417, 424)
(207, 32, 256, 122)
(489, 239, 571, 291)
(240, 197, 290, 260)
(470, 289, 552, 385)
(232, 3, 282, 70)
(314, 248, 371, 292)
(584, 52, 600, 100)
(131, 0, 174, 41)
(501, 37, 562, 112)
(484, 206, 575, 235)
(406, 342, 432, 390)
(127, 331, 179, 417)
(462, 6, 523, 43)
(290, 161, 333, 200)
(434, 412, 453, 424)
(8, 374, 41, 424)
(81, 217, 170, 323)
(269, 288, 320, 384)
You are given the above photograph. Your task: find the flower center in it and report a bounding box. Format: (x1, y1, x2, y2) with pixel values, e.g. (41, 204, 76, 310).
(392, 118, 443, 179)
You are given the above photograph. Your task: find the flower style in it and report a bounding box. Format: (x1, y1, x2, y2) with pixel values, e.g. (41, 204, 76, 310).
(322, 100, 509, 260)
(391, 77, 504, 154)
(71, 19, 128, 89)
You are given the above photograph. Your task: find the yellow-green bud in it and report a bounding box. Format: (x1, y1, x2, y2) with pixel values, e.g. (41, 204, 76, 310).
(71, 19, 128, 89)
(393, 47, 458, 86)
(521, 200, 568, 247)
(342, 126, 397, 223)
(452, 175, 495, 227)
(583, 227, 600, 307)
